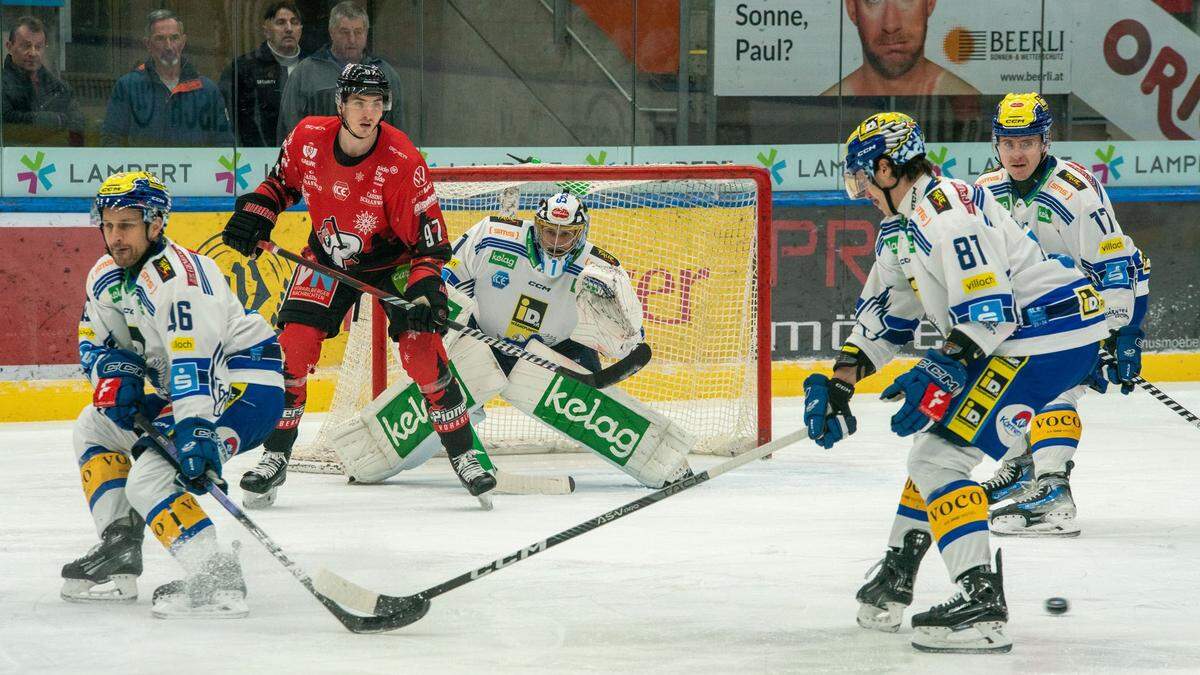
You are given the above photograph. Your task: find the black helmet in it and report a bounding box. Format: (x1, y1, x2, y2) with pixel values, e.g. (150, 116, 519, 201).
(336, 63, 391, 111)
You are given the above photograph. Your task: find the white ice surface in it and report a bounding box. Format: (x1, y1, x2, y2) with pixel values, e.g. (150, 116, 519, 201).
(2, 388, 1199, 674)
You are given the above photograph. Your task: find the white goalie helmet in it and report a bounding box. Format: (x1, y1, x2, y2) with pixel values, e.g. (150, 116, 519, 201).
(530, 191, 589, 279)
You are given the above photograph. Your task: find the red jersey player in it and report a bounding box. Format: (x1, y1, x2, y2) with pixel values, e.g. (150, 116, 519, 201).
(221, 64, 496, 505)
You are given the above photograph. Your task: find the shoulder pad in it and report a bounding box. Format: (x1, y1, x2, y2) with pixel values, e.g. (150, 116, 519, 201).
(589, 245, 620, 267)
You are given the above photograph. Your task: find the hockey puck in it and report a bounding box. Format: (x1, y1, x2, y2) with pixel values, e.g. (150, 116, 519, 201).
(1045, 597, 1069, 615)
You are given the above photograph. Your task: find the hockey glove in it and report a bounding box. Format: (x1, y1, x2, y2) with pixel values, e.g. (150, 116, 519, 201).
(1101, 325, 1144, 395)
(222, 192, 280, 257)
(803, 374, 857, 449)
(392, 275, 449, 336)
(880, 349, 968, 437)
(92, 349, 146, 431)
(174, 417, 225, 494)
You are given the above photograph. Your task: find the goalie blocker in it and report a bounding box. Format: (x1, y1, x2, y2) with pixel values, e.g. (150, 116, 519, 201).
(330, 287, 693, 488)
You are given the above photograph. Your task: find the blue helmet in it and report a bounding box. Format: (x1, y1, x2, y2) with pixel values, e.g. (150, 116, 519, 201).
(992, 92, 1052, 143)
(842, 112, 926, 200)
(91, 171, 172, 229)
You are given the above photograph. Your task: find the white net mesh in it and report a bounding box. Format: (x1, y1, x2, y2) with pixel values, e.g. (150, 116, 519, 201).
(292, 166, 766, 472)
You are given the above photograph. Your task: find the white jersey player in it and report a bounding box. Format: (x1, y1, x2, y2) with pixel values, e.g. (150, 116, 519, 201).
(974, 93, 1150, 536)
(329, 190, 694, 489)
(803, 113, 1107, 652)
(62, 172, 284, 618)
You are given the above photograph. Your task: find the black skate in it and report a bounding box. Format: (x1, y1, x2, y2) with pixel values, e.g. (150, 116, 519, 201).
(449, 450, 497, 497)
(982, 450, 1034, 504)
(240, 450, 289, 509)
(153, 542, 248, 619)
(856, 529, 932, 632)
(911, 550, 1011, 653)
(991, 462, 1078, 537)
(61, 513, 145, 603)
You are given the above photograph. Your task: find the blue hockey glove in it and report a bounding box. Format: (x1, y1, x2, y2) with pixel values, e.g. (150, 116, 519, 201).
(1084, 356, 1109, 394)
(174, 417, 224, 494)
(92, 349, 146, 431)
(880, 349, 968, 437)
(1102, 326, 1144, 395)
(803, 374, 857, 449)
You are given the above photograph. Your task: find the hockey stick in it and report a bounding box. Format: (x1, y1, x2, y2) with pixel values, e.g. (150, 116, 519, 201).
(313, 429, 806, 621)
(133, 413, 426, 633)
(1098, 354, 1200, 431)
(258, 241, 651, 390)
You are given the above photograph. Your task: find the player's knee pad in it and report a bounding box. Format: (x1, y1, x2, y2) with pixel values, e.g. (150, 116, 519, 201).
(502, 340, 694, 488)
(328, 334, 508, 483)
(906, 433, 983, 498)
(1029, 406, 1081, 453)
(144, 490, 215, 559)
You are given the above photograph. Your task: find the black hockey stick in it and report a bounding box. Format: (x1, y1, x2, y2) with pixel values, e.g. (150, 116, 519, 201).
(133, 413, 426, 633)
(313, 429, 807, 621)
(258, 241, 651, 390)
(1099, 353, 1200, 431)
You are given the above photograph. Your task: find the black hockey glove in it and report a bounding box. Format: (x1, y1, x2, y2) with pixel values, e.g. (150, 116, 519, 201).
(222, 192, 280, 257)
(389, 275, 449, 338)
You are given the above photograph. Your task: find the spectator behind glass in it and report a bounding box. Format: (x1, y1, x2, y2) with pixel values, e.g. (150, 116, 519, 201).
(101, 9, 233, 147)
(220, 2, 311, 147)
(275, 1, 402, 144)
(2, 15, 85, 146)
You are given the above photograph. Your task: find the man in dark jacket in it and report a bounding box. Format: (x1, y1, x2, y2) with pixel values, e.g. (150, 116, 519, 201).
(2, 16, 85, 146)
(101, 9, 232, 147)
(219, 2, 310, 147)
(275, 1, 402, 144)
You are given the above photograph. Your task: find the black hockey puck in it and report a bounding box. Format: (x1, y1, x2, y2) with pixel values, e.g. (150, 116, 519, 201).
(1045, 597, 1069, 615)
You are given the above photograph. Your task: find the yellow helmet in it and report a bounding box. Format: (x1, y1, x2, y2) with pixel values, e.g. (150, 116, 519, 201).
(842, 112, 926, 200)
(91, 171, 172, 228)
(993, 92, 1052, 141)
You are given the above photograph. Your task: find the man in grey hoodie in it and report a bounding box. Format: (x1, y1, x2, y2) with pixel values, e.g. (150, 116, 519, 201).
(275, 1, 402, 144)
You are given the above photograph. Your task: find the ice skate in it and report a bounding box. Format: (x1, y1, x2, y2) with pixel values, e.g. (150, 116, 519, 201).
(152, 542, 248, 619)
(911, 551, 1011, 653)
(61, 514, 144, 603)
(240, 450, 289, 509)
(981, 450, 1034, 504)
(855, 529, 931, 632)
(990, 463, 1079, 537)
(449, 450, 497, 497)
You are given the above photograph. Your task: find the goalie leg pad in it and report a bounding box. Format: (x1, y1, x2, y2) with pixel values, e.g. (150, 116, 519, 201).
(329, 334, 508, 484)
(501, 340, 694, 488)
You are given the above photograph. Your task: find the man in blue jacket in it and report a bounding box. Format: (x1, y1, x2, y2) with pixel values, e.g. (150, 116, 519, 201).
(101, 9, 232, 147)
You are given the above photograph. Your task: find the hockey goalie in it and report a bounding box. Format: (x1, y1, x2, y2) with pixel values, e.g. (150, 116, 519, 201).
(328, 191, 695, 488)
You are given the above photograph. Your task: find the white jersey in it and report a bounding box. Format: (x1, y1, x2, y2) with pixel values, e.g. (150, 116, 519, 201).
(845, 174, 1111, 370)
(443, 215, 621, 347)
(976, 157, 1149, 329)
(78, 237, 282, 423)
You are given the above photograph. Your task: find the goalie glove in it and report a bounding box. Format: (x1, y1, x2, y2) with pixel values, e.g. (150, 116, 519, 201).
(572, 262, 644, 359)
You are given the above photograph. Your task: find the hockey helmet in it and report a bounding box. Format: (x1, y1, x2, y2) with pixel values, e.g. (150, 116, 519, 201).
(336, 62, 391, 111)
(842, 112, 926, 200)
(91, 171, 172, 229)
(530, 191, 589, 279)
(993, 92, 1052, 142)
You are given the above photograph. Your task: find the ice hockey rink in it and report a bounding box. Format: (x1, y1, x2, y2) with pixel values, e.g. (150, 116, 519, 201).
(2, 388, 1198, 674)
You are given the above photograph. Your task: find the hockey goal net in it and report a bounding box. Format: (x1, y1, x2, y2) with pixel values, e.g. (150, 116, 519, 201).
(292, 164, 772, 473)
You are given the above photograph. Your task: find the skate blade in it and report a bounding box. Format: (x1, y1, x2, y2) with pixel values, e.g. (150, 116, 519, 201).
(241, 487, 278, 510)
(61, 575, 138, 604)
(476, 493, 494, 511)
(912, 621, 1012, 653)
(152, 593, 249, 620)
(856, 602, 904, 633)
(991, 514, 1080, 537)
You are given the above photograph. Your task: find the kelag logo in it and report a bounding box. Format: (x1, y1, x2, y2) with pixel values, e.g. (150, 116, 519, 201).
(1091, 145, 1124, 184)
(215, 152, 252, 193)
(17, 151, 55, 194)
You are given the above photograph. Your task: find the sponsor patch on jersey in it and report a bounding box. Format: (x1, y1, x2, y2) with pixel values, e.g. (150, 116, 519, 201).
(1098, 236, 1126, 255)
(967, 298, 1004, 323)
(289, 266, 337, 307)
(961, 271, 998, 294)
(527, 279, 551, 292)
(491, 271, 510, 289)
(107, 285, 123, 303)
(995, 404, 1034, 448)
(412, 165, 427, 187)
(927, 188, 952, 214)
(1037, 205, 1053, 224)
(590, 246, 620, 267)
(171, 336, 195, 352)
(412, 192, 437, 214)
(170, 362, 201, 397)
(153, 257, 176, 282)
(489, 216, 522, 227)
(1048, 182, 1072, 199)
(302, 143, 317, 159)
(486, 225, 521, 240)
(1074, 285, 1105, 319)
(509, 294, 548, 334)
(488, 250, 518, 269)
(1056, 169, 1088, 192)
(953, 183, 976, 214)
(944, 355, 1025, 442)
(1104, 260, 1131, 286)
(913, 205, 931, 225)
(333, 181, 350, 200)
(173, 248, 199, 286)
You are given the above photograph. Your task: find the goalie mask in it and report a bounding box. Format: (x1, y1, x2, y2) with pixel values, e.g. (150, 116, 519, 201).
(529, 191, 589, 279)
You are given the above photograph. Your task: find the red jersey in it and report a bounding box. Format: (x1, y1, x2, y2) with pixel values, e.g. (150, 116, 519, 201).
(256, 116, 448, 287)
